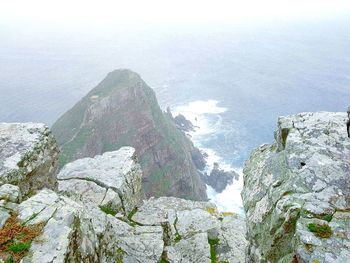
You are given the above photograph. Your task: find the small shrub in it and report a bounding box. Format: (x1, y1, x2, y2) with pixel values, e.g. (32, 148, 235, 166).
(307, 223, 332, 238)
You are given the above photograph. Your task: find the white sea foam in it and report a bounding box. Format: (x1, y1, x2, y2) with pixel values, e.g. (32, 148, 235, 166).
(173, 100, 244, 214)
(206, 168, 244, 215)
(173, 100, 227, 139)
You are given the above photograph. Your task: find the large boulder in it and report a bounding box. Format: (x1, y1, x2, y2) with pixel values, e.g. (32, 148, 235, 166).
(242, 112, 350, 263)
(57, 146, 142, 215)
(0, 123, 59, 197)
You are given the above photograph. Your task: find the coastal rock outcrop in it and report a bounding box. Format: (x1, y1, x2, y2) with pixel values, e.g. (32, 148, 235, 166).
(242, 112, 350, 263)
(203, 163, 239, 193)
(0, 123, 246, 262)
(52, 69, 207, 201)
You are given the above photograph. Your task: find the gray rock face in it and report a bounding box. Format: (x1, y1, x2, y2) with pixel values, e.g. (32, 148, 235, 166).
(204, 162, 239, 193)
(0, 123, 59, 197)
(57, 147, 142, 215)
(173, 114, 196, 133)
(132, 197, 247, 263)
(242, 112, 350, 263)
(19, 189, 99, 263)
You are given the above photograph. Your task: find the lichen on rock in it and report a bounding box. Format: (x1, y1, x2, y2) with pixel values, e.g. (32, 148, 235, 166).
(0, 123, 59, 197)
(242, 112, 350, 263)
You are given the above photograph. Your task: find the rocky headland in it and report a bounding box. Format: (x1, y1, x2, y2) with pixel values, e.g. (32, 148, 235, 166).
(51, 69, 206, 201)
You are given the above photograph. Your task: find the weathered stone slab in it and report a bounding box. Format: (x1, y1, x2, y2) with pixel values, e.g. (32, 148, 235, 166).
(0, 123, 59, 197)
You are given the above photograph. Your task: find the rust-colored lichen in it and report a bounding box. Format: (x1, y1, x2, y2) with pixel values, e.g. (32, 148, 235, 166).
(0, 214, 44, 262)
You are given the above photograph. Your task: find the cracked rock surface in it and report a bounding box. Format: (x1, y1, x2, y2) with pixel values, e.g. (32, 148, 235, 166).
(242, 112, 350, 263)
(132, 197, 247, 263)
(57, 147, 142, 215)
(0, 123, 59, 197)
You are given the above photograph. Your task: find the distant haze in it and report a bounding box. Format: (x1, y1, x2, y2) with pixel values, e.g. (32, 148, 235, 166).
(1, 1, 350, 168)
(1, 0, 350, 30)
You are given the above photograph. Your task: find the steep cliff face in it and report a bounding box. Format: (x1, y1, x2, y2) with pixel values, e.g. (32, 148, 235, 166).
(51, 69, 206, 201)
(242, 112, 350, 263)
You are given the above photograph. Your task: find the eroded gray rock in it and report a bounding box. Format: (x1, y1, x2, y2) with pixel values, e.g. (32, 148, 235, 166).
(242, 112, 350, 263)
(132, 196, 247, 263)
(167, 232, 211, 263)
(57, 147, 142, 215)
(0, 123, 59, 197)
(19, 189, 99, 263)
(57, 147, 165, 262)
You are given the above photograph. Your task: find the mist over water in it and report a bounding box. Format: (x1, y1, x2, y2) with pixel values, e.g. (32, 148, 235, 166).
(1, 17, 350, 212)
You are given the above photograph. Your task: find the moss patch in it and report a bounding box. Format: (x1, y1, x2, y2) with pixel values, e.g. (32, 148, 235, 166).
(208, 237, 219, 263)
(321, 214, 333, 222)
(116, 247, 124, 263)
(99, 205, 118, 216)
(0, 214, 44, 262)
(206, 207, 217, 216)
(307, 223, 332, 238)
(221, 212, 235, 217)
(159, 258, 169, 263)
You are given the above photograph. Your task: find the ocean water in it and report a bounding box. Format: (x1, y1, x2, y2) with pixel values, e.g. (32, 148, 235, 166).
(1, 18, 350, 213)
(174, 100, 244, 213)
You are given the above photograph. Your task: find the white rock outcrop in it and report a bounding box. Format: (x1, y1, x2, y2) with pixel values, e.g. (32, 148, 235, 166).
(57, 147, 143, 215)
(0, 123, 59, 197)
(242, 112, 350, 263)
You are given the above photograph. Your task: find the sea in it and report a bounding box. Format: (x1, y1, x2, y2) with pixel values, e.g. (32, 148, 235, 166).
(1, 17, 350, 214)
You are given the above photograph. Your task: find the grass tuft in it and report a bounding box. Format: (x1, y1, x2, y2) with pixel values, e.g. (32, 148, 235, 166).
(173, 217, 182, 243)
(99, 205, 118, 216)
